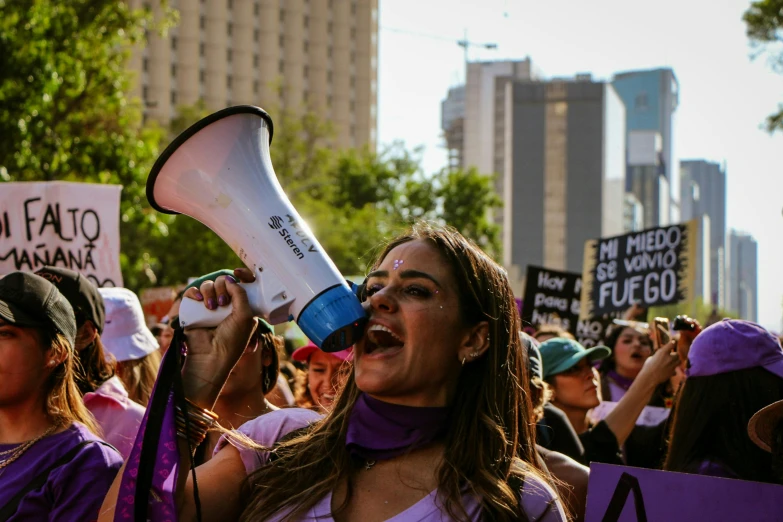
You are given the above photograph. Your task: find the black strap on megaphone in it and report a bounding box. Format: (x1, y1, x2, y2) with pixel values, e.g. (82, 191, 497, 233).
(602, 472, 648, 522)
(134, 321, 204, 522)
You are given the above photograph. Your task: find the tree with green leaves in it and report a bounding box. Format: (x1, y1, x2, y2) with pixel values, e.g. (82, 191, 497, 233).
(744, 0, 783, 132)
(0, 0, 176, 289)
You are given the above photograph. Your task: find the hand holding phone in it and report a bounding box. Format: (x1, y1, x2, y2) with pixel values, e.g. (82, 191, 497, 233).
(651, 317, 671, 352)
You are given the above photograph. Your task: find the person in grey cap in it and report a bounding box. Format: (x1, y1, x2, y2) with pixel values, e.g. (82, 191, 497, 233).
(664, 319, 783, 483)
(0, 271, 122, 521)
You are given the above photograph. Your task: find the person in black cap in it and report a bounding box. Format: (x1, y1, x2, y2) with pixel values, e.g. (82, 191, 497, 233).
(0, 271, 122, 520)
(35, 266, 145, 459)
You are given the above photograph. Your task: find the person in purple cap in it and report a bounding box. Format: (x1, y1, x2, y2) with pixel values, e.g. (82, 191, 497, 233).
(664, 319, 783, 482)
(0, 271, 122, 521)
(100, 223, 565, 521)
(292, 339, 353, 413)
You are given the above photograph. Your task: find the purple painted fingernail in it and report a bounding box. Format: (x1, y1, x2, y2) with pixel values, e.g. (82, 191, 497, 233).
(194, 291, 204, 300)
(218, 295, 227, 306)
(226, 275, 238, 284)
(207, 297, 216, 310)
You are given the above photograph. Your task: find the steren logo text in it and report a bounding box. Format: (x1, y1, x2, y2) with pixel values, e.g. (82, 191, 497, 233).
(267, 215, 318, 260)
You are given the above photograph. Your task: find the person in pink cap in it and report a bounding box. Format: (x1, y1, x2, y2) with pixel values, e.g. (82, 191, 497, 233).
(664, 319, 783, 482)
(292, 340, 352, 413)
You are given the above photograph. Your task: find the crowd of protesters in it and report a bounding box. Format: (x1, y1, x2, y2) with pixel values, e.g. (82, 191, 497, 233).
(1, 224, 782, 521)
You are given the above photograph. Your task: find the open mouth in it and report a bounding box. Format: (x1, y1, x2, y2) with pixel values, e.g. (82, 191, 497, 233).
(630, 351, 645, 360)
(364, 324, 405, 357)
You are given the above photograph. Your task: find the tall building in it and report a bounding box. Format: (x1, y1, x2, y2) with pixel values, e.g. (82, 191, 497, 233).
(626, 130, 669, 228)
(726, 231, 758, 321)
(441, 59, 541, 177)
(680, 160, 727, 308)
(496, 77, 626, 278)
(612, 68, 679, 223)
(623, 193, 644, 232)
(441, 85, 465, 170)
(128, 0, 378, 150)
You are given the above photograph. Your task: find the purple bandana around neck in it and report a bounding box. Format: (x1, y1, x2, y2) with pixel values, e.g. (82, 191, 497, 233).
(345, 393, 450, 462)
(607, 369, 636, 391)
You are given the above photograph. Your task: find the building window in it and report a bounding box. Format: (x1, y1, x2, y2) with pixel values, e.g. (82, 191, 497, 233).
(227, 49, 232, 62)
(304, 65, 309, 78)
(351, 27, 356, 38)
(171, 90, 177, 105)
(253, 54, 259, 67)
(327, 94, 332, 106)
(142, 57, 148, 72)
(200, 70, 205, 82)
(304, 15, 309, 28)
(200, 42, 205, 56)
(253, 80, 259, 93)
(254, 2, 260, 15)
(327, 70, 332, 82)
(143, 86, 148, 99)
(635, 93, 649, 110)
(279, 34, 284, 47)
(228, 22, 233, 36)
(304, 41, 309, 52)
(328, 46, 332, 58)
(254, 28, 260, 42)
(200, 15, 205, 29)
(228, 0, 233, 8)
(171, 64, 177, 77)
(227, 75, 233, 88)
(279, 60, 284, 74)
(171, 37, 177, 50)
(327, 21, 332, 33)
(280, 9, 285, 22)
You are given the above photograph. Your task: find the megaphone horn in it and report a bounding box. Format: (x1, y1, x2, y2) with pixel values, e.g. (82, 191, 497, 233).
(146, 106, 366, 352)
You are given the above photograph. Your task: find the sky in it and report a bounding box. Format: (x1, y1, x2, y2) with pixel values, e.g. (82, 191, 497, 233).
(376, 0, 783, 331)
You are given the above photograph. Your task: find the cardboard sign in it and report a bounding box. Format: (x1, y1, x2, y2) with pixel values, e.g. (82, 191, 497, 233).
(581, 221, 697, 318)
(0, 181, 123, 286)
(521, 266, 582, 334)
(140, 286, 177, 325)
(586, 463, 783, 521)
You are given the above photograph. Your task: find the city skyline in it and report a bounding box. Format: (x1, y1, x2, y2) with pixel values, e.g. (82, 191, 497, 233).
(377, 0, 783, 330)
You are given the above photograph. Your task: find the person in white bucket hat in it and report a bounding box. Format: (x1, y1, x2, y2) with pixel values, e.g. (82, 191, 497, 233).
(99, 287, 162, 408)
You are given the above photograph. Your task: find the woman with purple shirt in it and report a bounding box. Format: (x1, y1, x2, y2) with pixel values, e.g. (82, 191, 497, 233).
(0, 272, 122, 521)
(664, 319, 783, 482)
(101, 223, 565, 521)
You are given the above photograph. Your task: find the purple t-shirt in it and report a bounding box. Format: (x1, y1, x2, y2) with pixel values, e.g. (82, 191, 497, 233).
(0, 422, 123, 521)
(216, 408, 566, 521)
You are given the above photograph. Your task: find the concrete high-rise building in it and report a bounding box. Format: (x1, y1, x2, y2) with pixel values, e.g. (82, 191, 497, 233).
(441, 85, 465, 170)
(680, 160, 727, 308)
(727, 230, 758, 321)
(495, 77, 626, 284)
(626, 130, 669, 228)
(128, 0, 378, 150)
(440, 59, 541, 179)
(612, 68, 679, 223)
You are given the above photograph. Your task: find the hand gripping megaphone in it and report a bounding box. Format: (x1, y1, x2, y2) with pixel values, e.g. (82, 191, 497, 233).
(146, 106, 366, 352)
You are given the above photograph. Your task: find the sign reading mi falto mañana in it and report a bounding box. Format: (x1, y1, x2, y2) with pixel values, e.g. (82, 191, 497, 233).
(580, 220, 698, 318)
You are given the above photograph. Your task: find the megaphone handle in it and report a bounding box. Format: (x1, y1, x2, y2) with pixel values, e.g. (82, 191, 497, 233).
(178, 295, 234, 329)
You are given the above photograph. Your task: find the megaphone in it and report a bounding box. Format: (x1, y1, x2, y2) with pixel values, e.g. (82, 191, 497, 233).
(146, 106, 366, 352)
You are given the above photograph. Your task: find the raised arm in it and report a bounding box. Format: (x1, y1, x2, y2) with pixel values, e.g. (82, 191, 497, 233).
(100, 269, 257, 521)
(603, 341, 679, 446)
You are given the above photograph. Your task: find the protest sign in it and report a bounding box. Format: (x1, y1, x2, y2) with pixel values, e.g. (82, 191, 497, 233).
(140, 287, 177, 325)
(581, 221, 697, 318)
(0, 182, 123, 286)
(521, 266, 582, 334)
(586, 463, 783, 522)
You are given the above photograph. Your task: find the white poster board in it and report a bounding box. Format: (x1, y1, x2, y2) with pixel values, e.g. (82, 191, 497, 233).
(0, 181, 123, 286)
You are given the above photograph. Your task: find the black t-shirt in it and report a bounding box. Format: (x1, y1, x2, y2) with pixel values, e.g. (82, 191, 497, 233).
(537, 403, 623, 466)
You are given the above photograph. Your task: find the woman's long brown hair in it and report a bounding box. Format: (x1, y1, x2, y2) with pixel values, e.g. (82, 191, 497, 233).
(116, 349, 162, 407)
(43, 331, 99, 434)
(239, 222, 554, 521)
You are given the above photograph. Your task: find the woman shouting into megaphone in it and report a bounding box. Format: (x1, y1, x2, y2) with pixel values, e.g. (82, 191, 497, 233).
(100, 223, 566, 522)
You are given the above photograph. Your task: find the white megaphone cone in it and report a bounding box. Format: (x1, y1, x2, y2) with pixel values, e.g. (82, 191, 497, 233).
(146, 106, 366, 352)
